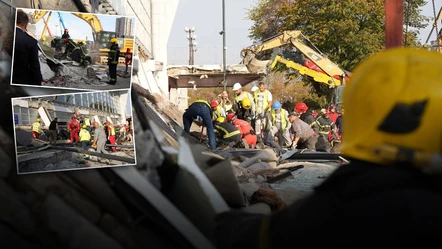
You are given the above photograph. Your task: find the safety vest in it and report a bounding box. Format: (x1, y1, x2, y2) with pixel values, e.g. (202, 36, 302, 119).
(79, 129, 91, 141)
(254, 89, 270, 111)
(213, 106, 222, 119)
(32, 122, 41, 133)
(109, 125, 116, 136)
(84, 118, 91, 126)
(193, 99, 211, 108)
(235, 91, 252, 103)
(271, 109, 288, 130)
(119, 127, 125, 133)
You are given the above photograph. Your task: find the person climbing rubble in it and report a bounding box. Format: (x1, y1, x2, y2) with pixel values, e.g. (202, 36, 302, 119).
(267, 101, 291, 148)
(211, 100, 226, 120)
(31, 117, 42, 139)
(183, 100, 216, 150)
(107, 37, 120, 85)
(79, 124, 91, 159)
(235, 97, 254, 124)
(253, 81, 273, 141)
(288, 111, 318, 151)
(227, 112, 257, 149)
(214, 48, 442, 248)
(67, 115, 79, 144)
(213, 116, 241, 148)
(61, 28, 70, 39)
(232, 83, 255, 115)
(72, 40, 92, 67)
(48, 117, 59, 144)
(315, 109, 337, 152)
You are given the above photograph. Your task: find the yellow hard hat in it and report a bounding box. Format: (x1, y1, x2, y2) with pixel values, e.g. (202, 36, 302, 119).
(110, 37, 118, 43)
(37, 118, 41, 121)
(82, 124, 87, 129)
(242, 97, 251, 109)
(216, 117, 226, 123)
(341, 48, 442, 168)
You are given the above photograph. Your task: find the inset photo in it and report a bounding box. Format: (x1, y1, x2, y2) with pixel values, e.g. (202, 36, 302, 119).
(11, 8, 135, 90)
(12, 89, 136, 174)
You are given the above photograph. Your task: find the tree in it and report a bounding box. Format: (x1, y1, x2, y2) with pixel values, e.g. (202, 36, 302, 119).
(247, 0, 430, 97)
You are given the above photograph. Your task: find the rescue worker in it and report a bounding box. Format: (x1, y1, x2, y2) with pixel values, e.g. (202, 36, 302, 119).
(63, 38, 78, 58)
(107, 37, 120, 85)
(93, 122, 109, 162)
(183, 100, 216, 150)
(232, 83, 255, 115)
(215, 48, 442, 248)
(67, 115, 80, 143)
(61, 28, 70, 39)
(31, 117, 42, 139)
(335, 107, 344, 137)
(268, 101, 291, 148)
(328, 104, 339, 123)
(48, 117, 59, 144)
(235, 97, 254, 124)
(227, 113, 257, 149)
(213, 117, 241, 147)
(106, 121, 116, 152)
(253, 81, 273, 137)
(84, 115, 91, 132)
(211, 100, 226, 120)
(288, 112, 318, 151)
(119, 125, 126, 138)
(315, 109, 336, 152)
(73, 40, 91, 66)
(79, 124, 91, 159)
(295, 102, 319, 134)
(217, 90, 233, 113)
(12, 10, 43, 85)
(251, 85, 259, 93)
(125, 48, 132, 73)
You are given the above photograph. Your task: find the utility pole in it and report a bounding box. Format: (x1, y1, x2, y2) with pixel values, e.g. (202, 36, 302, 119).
(184, 27, 197, 65)
(385, 0, 404, 49)
(222, 0, 227, 91)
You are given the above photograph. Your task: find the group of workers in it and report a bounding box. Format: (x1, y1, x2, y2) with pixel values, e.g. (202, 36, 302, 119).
(30, 114, 132, 159)
(214, 48, 442, 248)
(183, 81, 343, 152)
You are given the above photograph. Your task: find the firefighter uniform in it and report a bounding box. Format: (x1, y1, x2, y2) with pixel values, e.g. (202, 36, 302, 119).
(67, 116, 80, 143)
(108, 39, 120, 85)
(228, 113, 257, 149)
(214, 120, 241, 146)
(315, 112, 336, 152)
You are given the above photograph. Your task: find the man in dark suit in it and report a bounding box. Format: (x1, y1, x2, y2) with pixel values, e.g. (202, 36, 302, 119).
(12, 10, 42, 85)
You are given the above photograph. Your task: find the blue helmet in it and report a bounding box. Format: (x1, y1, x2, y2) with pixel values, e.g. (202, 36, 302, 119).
(272, 101, 281, 110)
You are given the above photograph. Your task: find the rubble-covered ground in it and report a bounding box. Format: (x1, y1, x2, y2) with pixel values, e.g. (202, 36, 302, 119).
(34, 44, 132, 90)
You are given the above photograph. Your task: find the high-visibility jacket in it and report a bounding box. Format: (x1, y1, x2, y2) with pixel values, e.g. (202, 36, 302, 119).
(32, 122, 41, 133)
(108, 44, 120, 64)
(108, 125, 116, 136)
(254, 89, 270, 111)
(84, 118, 91, 126)
(212, 106, 226, 120)
(271, 109, 288, 130)
(79, 128, 91, 141)
(214, 122, 241, 139)
(119, 127, 125, 133)
(315, 116, 336, 136)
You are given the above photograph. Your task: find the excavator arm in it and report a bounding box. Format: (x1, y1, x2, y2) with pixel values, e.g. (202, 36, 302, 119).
(30, 10, 49, 24)
(71, 13, 104, 42)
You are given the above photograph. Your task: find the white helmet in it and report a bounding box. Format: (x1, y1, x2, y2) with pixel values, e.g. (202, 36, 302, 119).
(251, 86, 259, 92)
(232, 83, 242, 91)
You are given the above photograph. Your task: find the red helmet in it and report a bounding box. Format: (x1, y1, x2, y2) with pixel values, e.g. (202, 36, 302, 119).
(65, 29, 69, 32)
(295, 102, 308, 113)
(227, 113, 236, 122)
(210, 100, 218, 108)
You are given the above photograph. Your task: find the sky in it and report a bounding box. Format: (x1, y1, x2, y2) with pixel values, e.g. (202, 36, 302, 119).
(21, 8, 135, 41)
(167, 0, 441, 66)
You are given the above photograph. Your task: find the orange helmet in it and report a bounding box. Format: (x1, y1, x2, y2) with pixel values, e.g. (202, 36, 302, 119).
(210, 100, 218, 108)
(295, 102, 308, 113)
(227, 113, 236, 122)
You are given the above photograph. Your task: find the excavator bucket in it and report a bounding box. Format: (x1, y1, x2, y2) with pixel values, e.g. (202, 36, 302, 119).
(241, 49, 271, 74)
